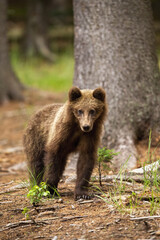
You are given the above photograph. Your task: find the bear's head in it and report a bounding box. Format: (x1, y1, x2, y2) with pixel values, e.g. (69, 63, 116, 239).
(69, 87, 107, 132)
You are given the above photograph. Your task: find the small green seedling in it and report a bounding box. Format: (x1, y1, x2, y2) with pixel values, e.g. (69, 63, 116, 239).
(97, 147, 119, 186)
(27, 182, 50, 206)
(22, 207, 30, 220)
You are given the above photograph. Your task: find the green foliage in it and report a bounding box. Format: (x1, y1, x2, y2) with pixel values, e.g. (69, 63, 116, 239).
(27, 182, 50, 206)
(11, 46, 73, 92)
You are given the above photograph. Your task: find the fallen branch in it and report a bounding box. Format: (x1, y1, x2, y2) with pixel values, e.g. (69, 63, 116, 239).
(0, 183, 28, 194)
(130, 215, 160, 221)
(0, 201, 13, 204)
(78, 200, 94, 204)
(92, 161, 160, 184)
(0, 181, 14, 187)
(0, 220, 35, 232)
(92, 175, 144, 183)
(0, 219, 49, 232)
(130, 160, 160, 175)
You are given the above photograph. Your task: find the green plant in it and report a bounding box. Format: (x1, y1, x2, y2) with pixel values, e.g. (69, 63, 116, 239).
(94, 185, 124, 213)
(27, 182, 50, 206)
(128, 191, 138, 212)
(115, 155, 131, 193)
(28, 168, 44, 188)
(97, 148, 119, 186)
(149, 190, 158, 215)
(22, 207, 30, 220)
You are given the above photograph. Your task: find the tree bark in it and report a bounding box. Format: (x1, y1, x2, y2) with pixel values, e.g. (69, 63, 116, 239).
(24, 0, 55, 62)
(73, 0, 160, 169)
(0, 0, 24, 104)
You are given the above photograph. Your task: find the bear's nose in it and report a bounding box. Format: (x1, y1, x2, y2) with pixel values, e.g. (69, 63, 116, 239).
(82, 125, 90, 132)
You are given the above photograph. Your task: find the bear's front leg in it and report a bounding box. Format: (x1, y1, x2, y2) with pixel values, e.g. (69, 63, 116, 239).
(44, 151, 67, 196)
(75, 151, 96, 200)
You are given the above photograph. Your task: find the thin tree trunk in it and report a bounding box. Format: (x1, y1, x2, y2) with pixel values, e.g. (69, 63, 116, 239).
(0, 0, 24, 104)
(73, 0, 160, 169)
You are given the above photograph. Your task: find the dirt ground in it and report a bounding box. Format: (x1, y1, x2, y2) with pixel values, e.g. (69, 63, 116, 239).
(0, 89, 160, 240)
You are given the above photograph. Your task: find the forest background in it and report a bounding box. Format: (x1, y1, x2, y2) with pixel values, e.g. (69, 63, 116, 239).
(5, 0, 160, 94)
(7, 0, 74, 93)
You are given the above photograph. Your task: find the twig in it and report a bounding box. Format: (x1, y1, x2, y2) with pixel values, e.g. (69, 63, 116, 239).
(61, 215, 88, 222)
(130, 215, 160, 221)
(0, 181, 14, 187)
(0, 201, 13, 204)
(37, 211, 55, 217)
(33, 236, 46, 239)
(0, 183, 27, 194)
(35, 217, 60, 222)
(36, 206, 56, 211)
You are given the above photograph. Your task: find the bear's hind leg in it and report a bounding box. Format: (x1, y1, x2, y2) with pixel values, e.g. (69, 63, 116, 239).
(28, 151, 45, 186)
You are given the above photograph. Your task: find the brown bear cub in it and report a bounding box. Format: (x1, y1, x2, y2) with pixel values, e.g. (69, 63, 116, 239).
(24, 87, 107, 200)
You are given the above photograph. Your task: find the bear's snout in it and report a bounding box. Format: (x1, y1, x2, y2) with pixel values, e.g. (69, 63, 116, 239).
(78, 111, 93, 132)
(82, 125, 91, 132)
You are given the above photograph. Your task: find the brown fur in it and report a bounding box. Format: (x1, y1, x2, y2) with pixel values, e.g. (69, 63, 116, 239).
(23, 87, 107, 200)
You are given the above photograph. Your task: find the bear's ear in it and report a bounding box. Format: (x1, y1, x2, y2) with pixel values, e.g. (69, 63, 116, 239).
(69, 87, 82, 102)
(93, 88, 106, 102)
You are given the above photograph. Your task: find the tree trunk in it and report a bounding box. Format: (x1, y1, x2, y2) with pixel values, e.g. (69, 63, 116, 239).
(0, 0, 24, 104)
(73, 0, 160, 169)
(25, 0, 55, 62)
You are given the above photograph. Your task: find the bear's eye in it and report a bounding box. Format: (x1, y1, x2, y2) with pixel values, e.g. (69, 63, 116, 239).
(89, 109, 96, 115)
(77, 109, 83, 115)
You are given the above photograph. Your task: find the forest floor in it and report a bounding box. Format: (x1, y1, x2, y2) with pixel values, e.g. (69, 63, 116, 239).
(0, 89, 160, 240)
